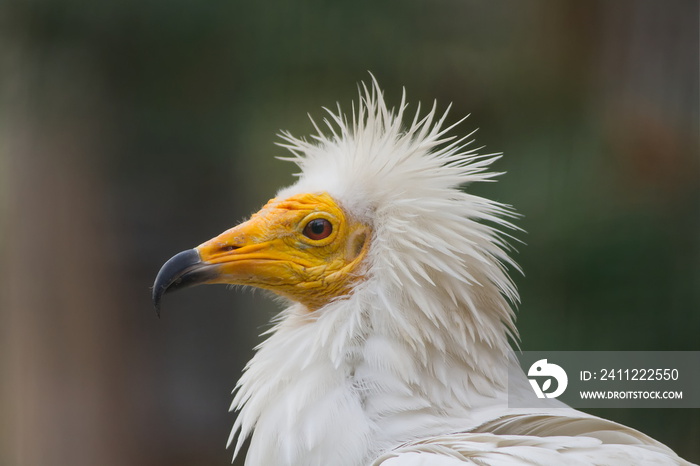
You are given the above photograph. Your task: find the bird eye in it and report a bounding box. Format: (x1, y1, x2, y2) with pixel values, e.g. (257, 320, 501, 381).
(303, 218, 333, 240)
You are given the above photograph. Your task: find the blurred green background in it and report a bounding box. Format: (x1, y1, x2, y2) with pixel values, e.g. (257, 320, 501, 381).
(1, 0, 698, 464)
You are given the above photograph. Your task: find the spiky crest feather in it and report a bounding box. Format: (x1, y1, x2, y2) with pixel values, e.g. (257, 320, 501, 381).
(276, 79, 522, 348)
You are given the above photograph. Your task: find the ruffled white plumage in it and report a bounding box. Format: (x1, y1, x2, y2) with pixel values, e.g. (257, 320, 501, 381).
(226, 79, 691, 465)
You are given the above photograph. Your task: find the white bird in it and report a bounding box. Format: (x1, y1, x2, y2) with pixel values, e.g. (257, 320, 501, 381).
(153, 79, 693, 465)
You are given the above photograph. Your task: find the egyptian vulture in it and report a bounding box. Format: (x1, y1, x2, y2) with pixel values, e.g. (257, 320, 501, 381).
(153, 80, 692, 465)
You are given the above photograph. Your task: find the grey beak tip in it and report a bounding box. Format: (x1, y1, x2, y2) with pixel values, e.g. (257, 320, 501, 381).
(152, 248, 203, 315)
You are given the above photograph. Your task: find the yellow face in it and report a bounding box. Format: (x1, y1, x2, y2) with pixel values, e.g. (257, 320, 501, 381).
(194, 192, 370, 310)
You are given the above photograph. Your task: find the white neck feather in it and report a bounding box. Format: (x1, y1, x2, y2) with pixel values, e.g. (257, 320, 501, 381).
(229, 266, 516, 465)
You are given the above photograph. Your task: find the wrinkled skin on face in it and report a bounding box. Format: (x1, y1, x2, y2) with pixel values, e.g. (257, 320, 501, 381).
(158, 192, 370, 311)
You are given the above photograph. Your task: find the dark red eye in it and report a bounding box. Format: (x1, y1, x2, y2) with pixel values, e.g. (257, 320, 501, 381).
(303, 218, 333, 240)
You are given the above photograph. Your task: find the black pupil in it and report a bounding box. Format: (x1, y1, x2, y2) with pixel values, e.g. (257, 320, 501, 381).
(310, 219, 326, 235)
(304, 218, 331, 240)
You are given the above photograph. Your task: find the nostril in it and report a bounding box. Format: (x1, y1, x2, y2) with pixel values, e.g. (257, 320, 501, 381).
(221, 245, 239, 252)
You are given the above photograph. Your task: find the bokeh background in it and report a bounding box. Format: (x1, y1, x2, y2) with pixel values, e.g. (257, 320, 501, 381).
(1, 0, 698, 464)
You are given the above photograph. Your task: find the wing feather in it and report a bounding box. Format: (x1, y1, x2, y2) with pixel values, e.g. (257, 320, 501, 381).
(372, 414, 694, 465)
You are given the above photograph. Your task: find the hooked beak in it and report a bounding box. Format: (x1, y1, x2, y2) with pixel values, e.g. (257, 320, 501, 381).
(151, 248, 219, 316)
(151, 203, 297, 316)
